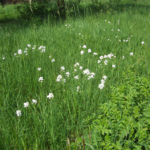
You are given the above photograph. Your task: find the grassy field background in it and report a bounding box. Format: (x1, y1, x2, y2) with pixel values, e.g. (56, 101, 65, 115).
(0, 1, 150, 149)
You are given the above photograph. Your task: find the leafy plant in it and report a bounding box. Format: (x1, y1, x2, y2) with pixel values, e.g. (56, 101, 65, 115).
(73, 71, 150, 149)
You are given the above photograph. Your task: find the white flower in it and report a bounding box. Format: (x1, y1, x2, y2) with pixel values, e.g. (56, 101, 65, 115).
(37, 67, 41, 71)
(38, 77, 44, 82)
(93, 52, 98, 56)
(2, 56, 5, 60)
(66, 72, 70, 77)
(56, 75, 62, 82)
(51, 58, 55, 63)
(117, 29, 120, 32)
(141, 41, 144, 45)
(14, 53, 17, 56)
(63, 79, 66, 83)
(88, 72, 95, 80)
(18, 49, 22, 55)
(104, 60, 108, 65)
(88, 49, 92, 53)
(79, 66, 83, 70)
(102, 75, 107, 80)
(74, 75, 79, 80)
(49, 56, 52, 58)
(32, 99, 37, 104)
(77, 86, 80, 92)
(101, 79, 105, 84)
(83, 69, 90, 75)
(47, 93, 54, 99)
(80, 50, 84, 55)
(27, 44, 31, 47)
(130, 52, 134, 56)
(74, 62, 80, 67)
(41, 48, 46, 53)
(83, 45, 87, 48)
(16, 110, 21, 117)
(122, 56, 125, 59)
(99, 56, 104, 60)
(74, 69, 77, 72)
(24, 102, 29, 108)
(98, 83, 104, 89)
(24, 50, 27, 54)
(60, 66, 65, 71)
(104, 55, 108, 58)
(112, 64, 116, 68)
(108, 53, 113, 59)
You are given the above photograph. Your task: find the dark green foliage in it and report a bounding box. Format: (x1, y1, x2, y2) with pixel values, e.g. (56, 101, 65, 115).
(17, 1, 59, 19)
(73, 71, 150, 149)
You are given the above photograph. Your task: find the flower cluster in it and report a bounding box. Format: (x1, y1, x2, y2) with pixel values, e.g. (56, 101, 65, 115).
(16, 99, 37, 117)
(98, 75, 107, 90)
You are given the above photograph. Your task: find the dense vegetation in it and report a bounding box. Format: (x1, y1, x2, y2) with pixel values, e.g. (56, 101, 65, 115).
(0, 0, 150, 149)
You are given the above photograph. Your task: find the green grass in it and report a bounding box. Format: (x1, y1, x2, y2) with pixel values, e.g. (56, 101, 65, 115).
(0, 1, 150, 149)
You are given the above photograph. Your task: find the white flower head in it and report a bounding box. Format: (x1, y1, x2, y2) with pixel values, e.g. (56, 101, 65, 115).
(130, 52, 134, 56)
(101, 79, 105, 84)
(60, 66, 65, 71)
(38, 77, 44, 82)
(88, 49, 92, 53)
(108, 53, 114, 59)
(103, 75, 107, 80)
(47, 93, 54, 99)
(24, 102, 29, 108)
(27, 44, 31, 47)
(83, 45, 87, 49)
(99, 56, 104, 60)
(18, 49, 22, 55)
(88, 72, 95, 80)
(83, 69, 90, 75)
(56, 75, 62, 82)
(74, 75, 79, 80)
(37, 67, 41, 71)
(104, 55, 108, 58)
(2, 56, 5, 60)
(104, 60, 108, 65)
(74, 69, 77, 72)
(97, 60, 101, 64)
(79, 66, 83, 70)
(98, 83, 104, 89)
(141, 41, 144, 45)
(16, 110, 22, 117)
(80, 50, 84, 55)
(112, 64, 116, 68)
(51, 58, 55, 63)
(122, 56, 125, 59)
(74, 62, 80, 67)
(77, 86, 80, 92)
(66, 72, 70, 77)
(32, 99, 37, 104)
(93, 52, 98, 56)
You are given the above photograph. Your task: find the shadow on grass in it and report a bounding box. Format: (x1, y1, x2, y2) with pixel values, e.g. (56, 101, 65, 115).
(0, 2, 150, 27)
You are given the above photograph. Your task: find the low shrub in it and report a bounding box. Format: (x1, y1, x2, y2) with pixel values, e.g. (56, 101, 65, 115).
(69, 71, 150, 149)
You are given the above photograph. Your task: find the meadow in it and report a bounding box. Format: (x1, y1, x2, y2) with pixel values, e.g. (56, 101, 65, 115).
(0, 1, 150, 149)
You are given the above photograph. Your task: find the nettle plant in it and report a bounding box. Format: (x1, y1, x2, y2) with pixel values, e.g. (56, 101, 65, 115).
(71, 71, 150, 150)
